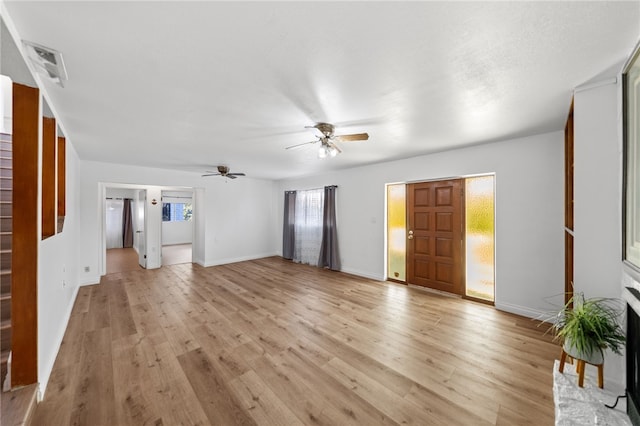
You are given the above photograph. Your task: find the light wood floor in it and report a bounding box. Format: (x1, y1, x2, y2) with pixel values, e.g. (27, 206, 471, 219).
(106, 248, 140, 274)
(107, 244, 192, 274)
(33, 257, 559, 425)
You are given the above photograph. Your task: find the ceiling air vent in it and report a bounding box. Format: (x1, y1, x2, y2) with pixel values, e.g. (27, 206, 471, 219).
(22, 40, 68, 87)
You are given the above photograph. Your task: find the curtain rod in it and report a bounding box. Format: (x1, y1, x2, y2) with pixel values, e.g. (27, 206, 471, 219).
(285, 185, 338, 193)
(106, 197, 132, 200)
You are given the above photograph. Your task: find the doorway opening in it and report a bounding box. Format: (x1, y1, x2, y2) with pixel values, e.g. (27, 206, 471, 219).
(101, 184, 197, 276)
(385, 175, 495, 302)
(105, 188, 140, 274)
(161, 191, 193, 266)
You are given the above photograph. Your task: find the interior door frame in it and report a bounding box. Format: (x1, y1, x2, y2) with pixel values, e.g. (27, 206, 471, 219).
(99, 183, 197, 276)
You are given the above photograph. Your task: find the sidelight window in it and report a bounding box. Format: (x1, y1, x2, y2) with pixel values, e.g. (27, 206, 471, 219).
(464, 175, 495, 301)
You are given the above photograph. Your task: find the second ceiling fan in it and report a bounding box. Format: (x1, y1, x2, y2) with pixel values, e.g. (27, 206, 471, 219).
(201, 165, 245, 179)
(286, 122, 369, 158)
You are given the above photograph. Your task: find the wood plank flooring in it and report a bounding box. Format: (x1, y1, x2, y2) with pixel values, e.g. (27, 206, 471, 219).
(1, 383, 38, 426)
(33, 257, 559, 425)
(106, 248, 140, 274)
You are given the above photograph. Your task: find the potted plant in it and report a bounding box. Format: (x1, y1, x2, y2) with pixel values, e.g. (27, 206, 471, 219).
(551, 293, 626, 364)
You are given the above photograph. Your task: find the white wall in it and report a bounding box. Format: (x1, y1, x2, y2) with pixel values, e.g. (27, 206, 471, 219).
(78, 161, 278, 284)
(573, 78, 625, 388)
(574, 81, 622, 299)
(202, 175, 278, 266)
(276, 132, 565, 318)
(1, 75, 11, 133)
(193, 188, 206, 265)
(162, 221, 192, 245)
(105, 187, 137, 199)
(38, 140, 80, 399)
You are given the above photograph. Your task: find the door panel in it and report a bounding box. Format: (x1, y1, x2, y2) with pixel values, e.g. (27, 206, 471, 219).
(415, 188, 430, 205)
(435, 186, 452, 205)
(436, 212, 452, 231)
(436, 238, 452, 257)
(436, 263, 453, 283)
(407, 180, 464, 294)
(415, 212, 430, 230)
(414, 236, 430, 255)
(137, 189, 147, 269)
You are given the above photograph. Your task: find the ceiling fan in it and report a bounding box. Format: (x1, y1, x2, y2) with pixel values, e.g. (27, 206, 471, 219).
(285, 122, 369, 158)
(201, 165, 246, 179)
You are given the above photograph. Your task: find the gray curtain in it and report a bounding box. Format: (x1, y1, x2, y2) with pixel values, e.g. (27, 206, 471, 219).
(282, 191, 296, 260)
(318, 186, 340, 270)
(122, 198, 134, 248)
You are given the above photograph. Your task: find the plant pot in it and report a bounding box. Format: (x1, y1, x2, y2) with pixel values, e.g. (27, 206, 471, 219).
(563, 340, 604, 365)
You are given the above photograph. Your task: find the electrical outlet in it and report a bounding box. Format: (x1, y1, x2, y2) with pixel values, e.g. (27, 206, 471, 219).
(84, 266, 90, 273)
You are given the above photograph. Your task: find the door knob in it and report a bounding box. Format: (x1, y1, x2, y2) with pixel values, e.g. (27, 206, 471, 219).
(408, 230, 413, 240)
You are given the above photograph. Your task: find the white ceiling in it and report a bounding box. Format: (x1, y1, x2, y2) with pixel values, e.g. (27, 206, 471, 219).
(2, 1, 639, 180)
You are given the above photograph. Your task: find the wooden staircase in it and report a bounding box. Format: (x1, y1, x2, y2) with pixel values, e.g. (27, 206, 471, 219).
(0, 132, 12, 390)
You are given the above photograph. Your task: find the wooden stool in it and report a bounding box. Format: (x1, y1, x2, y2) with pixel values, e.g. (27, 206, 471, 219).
(559, 348, 604, 388)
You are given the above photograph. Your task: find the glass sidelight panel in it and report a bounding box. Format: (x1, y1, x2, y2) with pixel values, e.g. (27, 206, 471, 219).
(387, 184, 406, 281)
(465, 175, 495, 301)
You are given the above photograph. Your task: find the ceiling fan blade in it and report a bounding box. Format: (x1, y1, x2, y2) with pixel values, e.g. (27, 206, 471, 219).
(329, 141, 342, 154)
(285, 140, 317, 150)
(228, 173, 246, 176)
(334, 132, 369, 142)
(306, 123, 335, 138)
(227, 175, 238, 179)
(305, 125, 324, 138)
(202, 173, 221, 177)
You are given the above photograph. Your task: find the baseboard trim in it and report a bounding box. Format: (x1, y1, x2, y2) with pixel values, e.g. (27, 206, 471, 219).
(408, 284, 462, 298)
(203, 252, 279, 268)
(339, 267, 385, 281)
(80, 275, 100, 286)
(38, 284, 79, 401)
(494, 301, 546, 320)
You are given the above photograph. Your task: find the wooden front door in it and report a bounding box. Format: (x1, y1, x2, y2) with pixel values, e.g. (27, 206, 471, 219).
(407, 180, 464, 295)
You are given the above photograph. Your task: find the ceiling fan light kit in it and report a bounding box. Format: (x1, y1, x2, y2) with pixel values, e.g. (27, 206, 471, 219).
(286, 122, 369, 159)
(318, 143, 339, 159)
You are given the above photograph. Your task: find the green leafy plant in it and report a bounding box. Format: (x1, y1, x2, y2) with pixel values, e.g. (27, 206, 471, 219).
(550, 293, 626, 357)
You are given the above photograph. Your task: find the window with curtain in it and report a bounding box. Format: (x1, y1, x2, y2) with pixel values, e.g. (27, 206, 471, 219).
(293, 189, 324, 266)
(283, 186, 341, 270)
